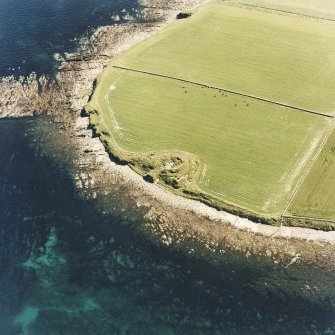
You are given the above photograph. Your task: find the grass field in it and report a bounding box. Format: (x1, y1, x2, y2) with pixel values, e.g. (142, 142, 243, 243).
(289, 127, 335, 219)
(117, 4, 335, 114)
(88, 68, 328, 215)
(86, 1, 335, 224)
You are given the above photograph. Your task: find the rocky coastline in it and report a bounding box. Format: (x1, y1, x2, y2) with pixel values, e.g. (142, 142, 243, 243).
(0, 0, 334, 310)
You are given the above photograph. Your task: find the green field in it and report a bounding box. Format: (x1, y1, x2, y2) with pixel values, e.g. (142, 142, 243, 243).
(289, 128, 335, 219)
(117, 4, 335, 113)
(87, 1, 335, 224)
(88, 68, 328, 214)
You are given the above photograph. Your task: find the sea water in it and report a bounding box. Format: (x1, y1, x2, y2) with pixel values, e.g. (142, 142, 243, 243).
(0, 0, 137, 76)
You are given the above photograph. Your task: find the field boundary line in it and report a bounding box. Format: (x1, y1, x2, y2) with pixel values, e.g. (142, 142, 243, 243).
(113, 65, 334, 119)
(283, 120, 335, 215)
(229, 2, 335, 24)
(282, 214, 335, 224)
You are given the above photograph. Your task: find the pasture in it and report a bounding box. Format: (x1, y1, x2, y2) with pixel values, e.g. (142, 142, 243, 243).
(289, 128, 335, 219)
(117, 4, 335, 114)
(88, 68, 328, 215)
(87, 1, 335, 222)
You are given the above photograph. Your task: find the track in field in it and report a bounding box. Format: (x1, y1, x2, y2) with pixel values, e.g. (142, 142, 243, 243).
(231, 3, 335, 23)
(113, 66, 334, 119)
(283, 121, 335, 215)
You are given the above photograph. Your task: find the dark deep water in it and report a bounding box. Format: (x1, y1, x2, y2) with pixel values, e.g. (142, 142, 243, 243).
(0, 1, 335, 334)
(0, 0, 138, 77)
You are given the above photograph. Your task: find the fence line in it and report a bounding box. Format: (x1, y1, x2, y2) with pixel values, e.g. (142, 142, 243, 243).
(282, 214, 335, 224)
(231, 3, 335, 24)
(113, 65, 334, 119)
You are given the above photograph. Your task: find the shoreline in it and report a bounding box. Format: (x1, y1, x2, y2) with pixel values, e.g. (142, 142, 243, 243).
(1, 0, 334, 272)
(68, 0, 335, 275)
(85, 0, 335, 231)
(75, 1, 335, 243)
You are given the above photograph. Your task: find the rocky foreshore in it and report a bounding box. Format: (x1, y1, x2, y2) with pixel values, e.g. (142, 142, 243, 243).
(1, 0, 335, 310)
